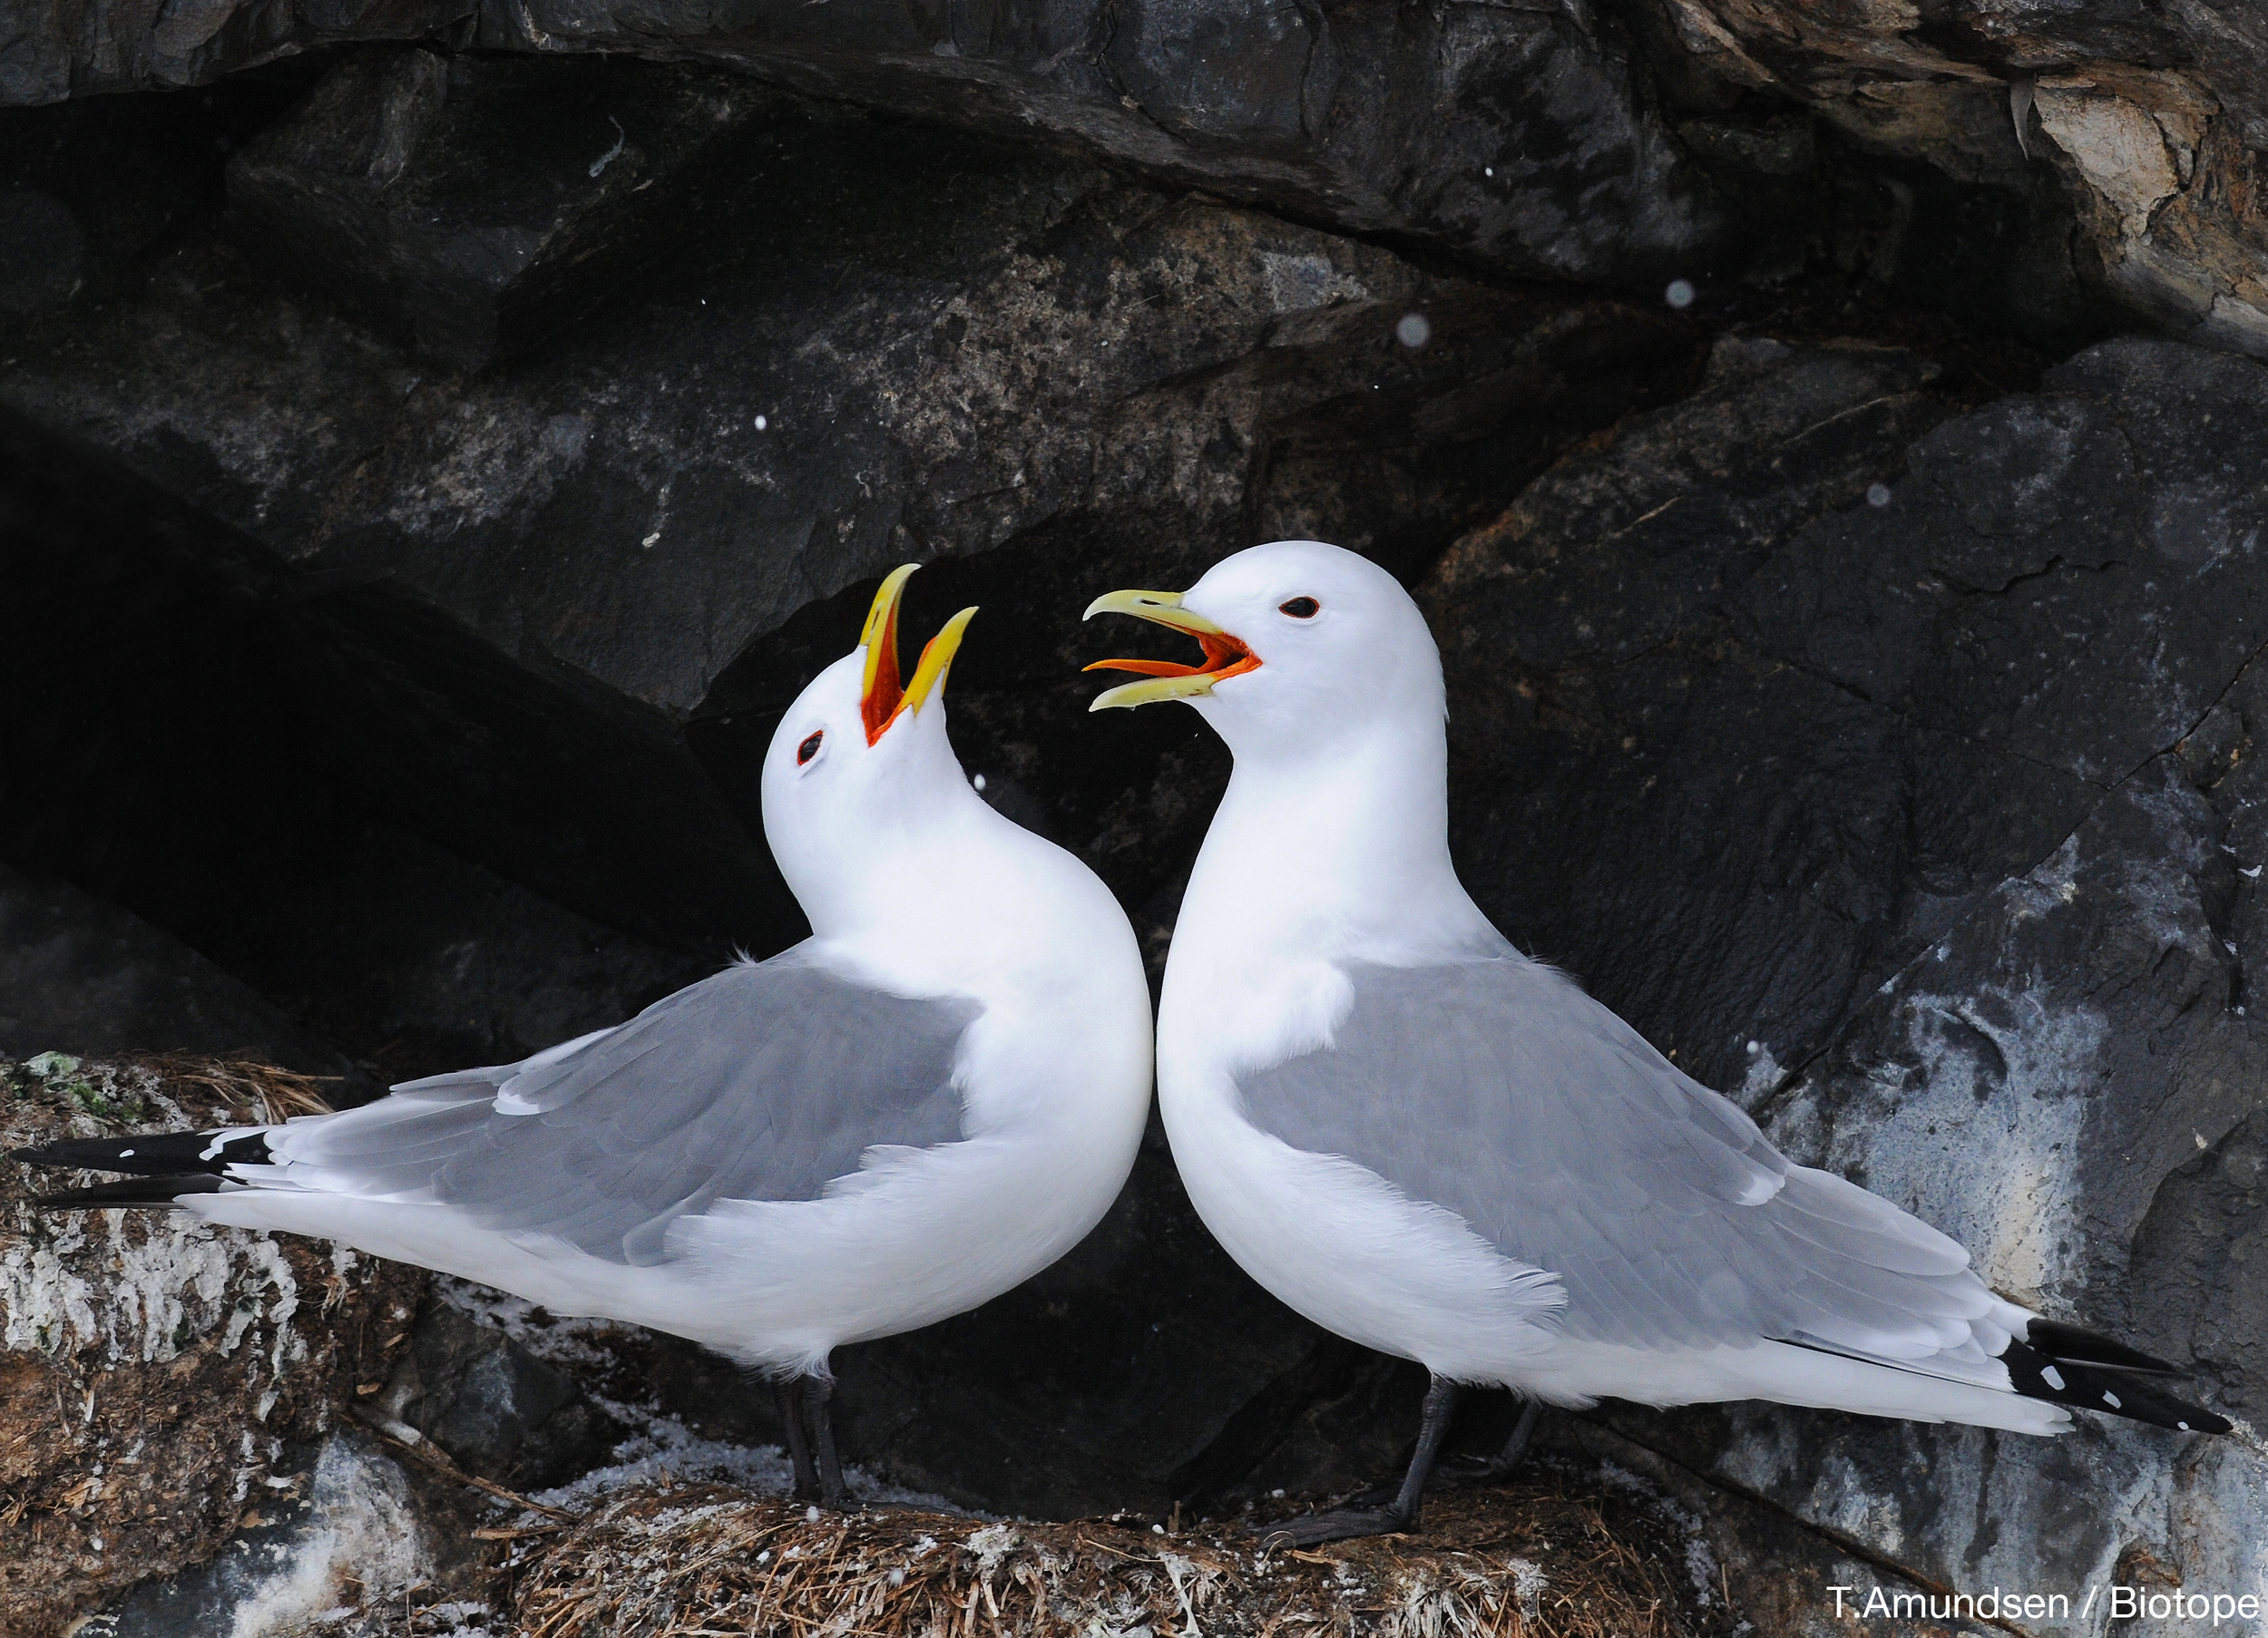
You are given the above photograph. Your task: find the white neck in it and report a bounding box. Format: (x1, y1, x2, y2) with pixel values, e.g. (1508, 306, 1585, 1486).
(1173, 712, 1499, 970)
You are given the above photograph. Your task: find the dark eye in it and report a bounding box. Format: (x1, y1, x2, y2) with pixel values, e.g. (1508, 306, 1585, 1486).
(1279, 597, 1320, 619)
(797, 730, 824, 765)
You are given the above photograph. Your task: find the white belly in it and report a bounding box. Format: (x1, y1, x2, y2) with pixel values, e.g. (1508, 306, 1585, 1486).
(193, 1101, 1140, 1377)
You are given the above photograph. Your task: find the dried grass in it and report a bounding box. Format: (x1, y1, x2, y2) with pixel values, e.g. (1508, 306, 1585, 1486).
(513, 1462, 1738, 1638)
(133, 1052, 339, 1122)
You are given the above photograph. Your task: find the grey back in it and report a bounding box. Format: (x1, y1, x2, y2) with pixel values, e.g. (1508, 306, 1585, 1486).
(301, 948, 982, 1265)
(1236, 956, 1985, 1355)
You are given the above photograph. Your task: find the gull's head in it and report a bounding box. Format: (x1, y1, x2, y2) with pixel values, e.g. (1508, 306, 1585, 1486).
(1081, 541, 1443, 761)
(761, 565, 980, 928)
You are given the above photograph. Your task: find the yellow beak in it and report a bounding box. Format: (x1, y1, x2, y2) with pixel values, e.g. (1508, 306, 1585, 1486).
(1080, 589, 1258, 712)
(861, 565, 978, 743)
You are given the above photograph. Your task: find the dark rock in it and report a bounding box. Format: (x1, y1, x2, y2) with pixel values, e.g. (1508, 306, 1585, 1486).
(1635, 0, 2268, 354)
(219, 824, 714, 1088)
(2135, 1107, 2268, 1426)
(1733, 338, 2268, 786)
(383, 1302, 621, 1489)
(0, 189, 83, 312)
(8, 3, 1735, 292)
(0, 396, 717, 1088)
(13, 0, 2265, 366)
(0, 392, 791, 959)
(0, 862, 350, 1071)
(227, 50, 770, 369)
(1, 67, 1697, 959)
(1424, 333, 2088, 1090)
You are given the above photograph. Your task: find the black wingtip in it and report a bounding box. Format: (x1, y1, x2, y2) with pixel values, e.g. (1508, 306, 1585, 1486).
(2002, 1338, 2229, 1434)
(2026, 1318, 2186, 1378)
(12, 1129, 269, 1177)
(34, 1175, 230, 1209)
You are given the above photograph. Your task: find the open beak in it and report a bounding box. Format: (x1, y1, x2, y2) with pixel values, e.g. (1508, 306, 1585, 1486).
(861, 565, 978, 744)
(1080, 589, 1259, 712)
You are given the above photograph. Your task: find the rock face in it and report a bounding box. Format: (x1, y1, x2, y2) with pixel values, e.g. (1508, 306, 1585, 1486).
(379, 1301, 621, 1490)
(6, 0, 2263, 359)
(1, 61, 1696, 957)
(5, 2, 1730, 290)
(1422, 333, 2268, 1632)
(223, 50, 768, 371)
(0, 863, 354, 1073)
(1639, 0, 2268, 355)
(0, 1059, 426, 1634)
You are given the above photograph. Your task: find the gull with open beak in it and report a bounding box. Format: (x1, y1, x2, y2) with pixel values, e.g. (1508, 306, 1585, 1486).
(1085, 539, 2225, 1547)
(18, 565, 1155, 1509)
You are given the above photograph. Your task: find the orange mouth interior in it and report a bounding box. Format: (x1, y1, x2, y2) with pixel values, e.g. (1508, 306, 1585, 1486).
(862, 593, 905, 745)
(1083, 631, 1261, 685)
(864, 601, 963, 745)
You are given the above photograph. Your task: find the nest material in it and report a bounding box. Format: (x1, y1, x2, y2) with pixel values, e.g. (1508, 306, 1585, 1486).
(513, 1464, 1738, 1638)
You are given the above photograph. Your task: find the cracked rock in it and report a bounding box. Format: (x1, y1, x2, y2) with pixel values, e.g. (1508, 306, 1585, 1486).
(6, 1, 1733, 292)
(226, 51, 770, 370)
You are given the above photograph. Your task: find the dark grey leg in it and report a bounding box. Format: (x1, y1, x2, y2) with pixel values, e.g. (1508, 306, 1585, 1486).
(805, 1373, 849, 1510)
(1390, 1375, 1461, 1524)
(777, 1377, 820, 1503)
(1259, 1376, 1463, 1549)
(1489, 1400, 1541, 1477)
(1436, 1397, 1545, 1488)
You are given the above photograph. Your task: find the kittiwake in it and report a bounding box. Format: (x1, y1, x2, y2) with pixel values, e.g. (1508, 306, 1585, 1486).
(1082, 539, 2225, 1546)
(18, 566, 1155, 1508)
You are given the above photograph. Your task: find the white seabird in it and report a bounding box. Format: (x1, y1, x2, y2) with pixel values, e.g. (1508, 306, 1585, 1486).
(21, 566, 1155, 1507)
(1083, 539, 2225, 1545)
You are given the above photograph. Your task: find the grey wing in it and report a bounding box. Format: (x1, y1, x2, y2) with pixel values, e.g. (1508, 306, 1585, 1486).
(1237, 956, 1993, 1361)
(274, 947, 982, 1265)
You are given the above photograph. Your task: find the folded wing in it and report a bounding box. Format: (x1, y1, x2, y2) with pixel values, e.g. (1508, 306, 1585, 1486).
(1235, 955, 2009, 1375)
(259, 947, 983, 1265)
